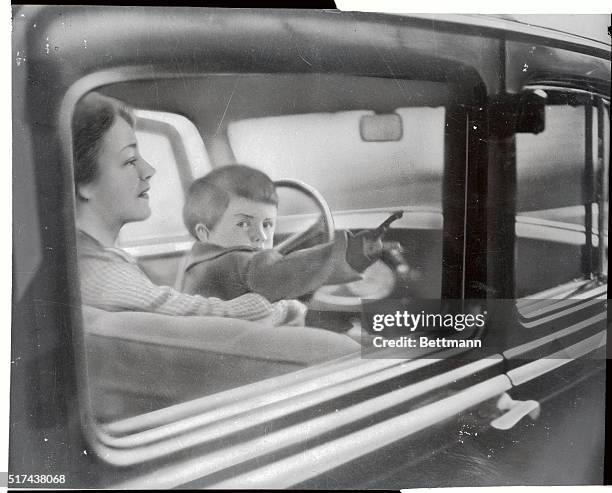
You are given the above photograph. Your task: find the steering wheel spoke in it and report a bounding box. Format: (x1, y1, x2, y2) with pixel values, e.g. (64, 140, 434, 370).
(274, 179, 335, 255)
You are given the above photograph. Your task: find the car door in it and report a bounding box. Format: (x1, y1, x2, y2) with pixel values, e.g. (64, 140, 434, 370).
(10, 7, 609, 489)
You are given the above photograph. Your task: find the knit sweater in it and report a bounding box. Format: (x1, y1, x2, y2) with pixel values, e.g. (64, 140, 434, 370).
(76, 230, 297, 325)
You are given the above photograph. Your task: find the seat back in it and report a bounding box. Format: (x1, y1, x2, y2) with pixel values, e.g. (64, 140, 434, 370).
(82, 306, 360, 422)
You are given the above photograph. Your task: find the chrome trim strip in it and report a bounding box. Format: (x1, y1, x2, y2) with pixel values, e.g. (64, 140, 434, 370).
(519, 298, 586, 318)
(101, 358, 444, 453)
(518, 285, 607, 319)
(103, 343, 441, 436)
(102, 356, 439, 448)
(519, 298, 604, 329)
(116, 359, 506, 486)
(102, 350, 371, 435)
(506, 331, 606, 386)
(100, 351, 493, 459)
(504, 312, 606, 360)
(516, 279, 596, 306)
(517, 214, 588, 232)
(526, 85, 611, 102)
(206, 374, 512, 489)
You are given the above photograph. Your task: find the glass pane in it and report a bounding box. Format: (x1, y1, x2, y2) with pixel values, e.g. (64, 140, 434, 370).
(76, 77, 451, 424)
(515, 102, 598, 298)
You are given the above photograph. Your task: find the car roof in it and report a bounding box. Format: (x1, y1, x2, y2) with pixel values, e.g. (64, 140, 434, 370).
(387, 13, 611, 48)
(14, 7, 610, 130)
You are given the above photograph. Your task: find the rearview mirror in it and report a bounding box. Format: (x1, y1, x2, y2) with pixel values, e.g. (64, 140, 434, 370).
(360, 113, 403, 142)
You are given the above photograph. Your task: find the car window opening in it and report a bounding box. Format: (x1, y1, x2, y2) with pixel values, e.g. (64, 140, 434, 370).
(515, 89, 609, 303)
(77, 75, 458, 426)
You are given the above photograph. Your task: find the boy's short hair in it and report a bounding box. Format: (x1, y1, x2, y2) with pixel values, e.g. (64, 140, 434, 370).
(183, 164, 279, 237)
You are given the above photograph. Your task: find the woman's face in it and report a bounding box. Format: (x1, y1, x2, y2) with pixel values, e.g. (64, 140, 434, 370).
(79, 116, 155, 228)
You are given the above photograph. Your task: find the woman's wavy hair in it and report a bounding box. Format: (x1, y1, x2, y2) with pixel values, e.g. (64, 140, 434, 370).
(72, 91, 134, 195)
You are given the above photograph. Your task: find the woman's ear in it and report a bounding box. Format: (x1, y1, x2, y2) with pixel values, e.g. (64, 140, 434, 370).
(76, 183, 94, 201)
(194, 223, 210, 243)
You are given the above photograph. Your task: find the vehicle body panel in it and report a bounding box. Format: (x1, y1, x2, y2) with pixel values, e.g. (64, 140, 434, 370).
(11, 6, 609, 489)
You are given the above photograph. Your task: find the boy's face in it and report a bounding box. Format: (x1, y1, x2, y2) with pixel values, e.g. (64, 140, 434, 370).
(200, 196, 277, 249)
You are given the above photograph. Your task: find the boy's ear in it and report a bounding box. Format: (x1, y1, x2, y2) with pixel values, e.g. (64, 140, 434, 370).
(194, 223, 210, 243)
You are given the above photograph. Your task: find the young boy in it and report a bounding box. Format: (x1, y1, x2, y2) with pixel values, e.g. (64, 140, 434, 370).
(180, 165, 382, 302)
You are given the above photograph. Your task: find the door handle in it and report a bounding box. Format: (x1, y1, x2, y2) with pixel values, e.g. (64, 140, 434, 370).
(490, 393, 540, 430)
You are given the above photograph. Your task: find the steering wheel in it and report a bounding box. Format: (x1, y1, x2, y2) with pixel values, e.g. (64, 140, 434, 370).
(274, 179, 335, 255)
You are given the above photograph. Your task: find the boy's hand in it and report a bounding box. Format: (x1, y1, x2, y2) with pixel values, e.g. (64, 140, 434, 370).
(359, 230, 384, 258)
(346, 230, 383, 272)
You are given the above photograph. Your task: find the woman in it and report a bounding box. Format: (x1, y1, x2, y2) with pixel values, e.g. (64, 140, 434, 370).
(73, 91, 303, 325)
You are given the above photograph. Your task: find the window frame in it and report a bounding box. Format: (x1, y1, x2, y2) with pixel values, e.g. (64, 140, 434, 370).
(514, 87, 609, 304)
(58, 62, 482, 471)
(503, 86, 609, 373)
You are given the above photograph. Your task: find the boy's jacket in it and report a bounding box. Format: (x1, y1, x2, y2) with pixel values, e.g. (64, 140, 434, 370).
(181, 232, 369, 302)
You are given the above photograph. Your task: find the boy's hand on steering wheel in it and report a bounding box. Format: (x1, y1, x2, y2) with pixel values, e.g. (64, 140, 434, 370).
(360, 230, 384, 259)
(346, 230, 383, 272)
(345, 212, 402, 272)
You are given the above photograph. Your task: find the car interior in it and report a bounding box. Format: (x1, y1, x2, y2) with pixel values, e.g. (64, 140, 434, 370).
(79, 66, 609, 423)
(79, 72, 456, 421)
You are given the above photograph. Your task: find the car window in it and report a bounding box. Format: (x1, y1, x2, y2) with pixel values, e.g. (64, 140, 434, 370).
(515, 91, 609, 299)
(80, 74, 460, 424)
